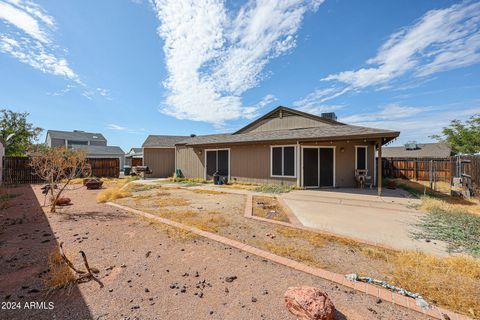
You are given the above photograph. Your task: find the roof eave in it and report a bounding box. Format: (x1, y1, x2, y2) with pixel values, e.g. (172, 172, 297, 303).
(183, 131, 400, 147)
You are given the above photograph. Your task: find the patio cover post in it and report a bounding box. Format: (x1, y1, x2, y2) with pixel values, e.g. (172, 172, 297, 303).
(377, 139, 382, 196)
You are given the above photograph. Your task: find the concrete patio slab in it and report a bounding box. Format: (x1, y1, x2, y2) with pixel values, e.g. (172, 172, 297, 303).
(280, 189, 449, 256)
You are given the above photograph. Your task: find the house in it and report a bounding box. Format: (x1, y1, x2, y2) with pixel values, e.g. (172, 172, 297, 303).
(45, 130, 107, 147)
(143, 106, 399, 193)
(45, 129, 125, 169)
(70, 145, 126, 169)
(125, 148, 143, 167)
(382, 142, 452, 159)
(142, 135, 190, 178)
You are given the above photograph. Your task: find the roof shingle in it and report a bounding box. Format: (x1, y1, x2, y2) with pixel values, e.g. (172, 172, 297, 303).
(382, 142, 451, 159)
(142, 135, 190, 148)
(177, 125, 399, 146)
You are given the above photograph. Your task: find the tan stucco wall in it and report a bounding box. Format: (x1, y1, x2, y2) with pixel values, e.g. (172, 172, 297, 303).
(144, 148, 176, 178)
(175, 140, 377, 187)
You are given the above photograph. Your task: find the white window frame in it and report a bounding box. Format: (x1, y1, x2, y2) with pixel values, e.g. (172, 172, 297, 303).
(270, 145, 297, 178)
(355, 145, 368, 171)
(204, 148, 231, 180)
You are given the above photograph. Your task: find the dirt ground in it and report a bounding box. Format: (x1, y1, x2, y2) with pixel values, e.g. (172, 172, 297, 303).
(0, 184, 432, 320)
(252, 196, 290, 222)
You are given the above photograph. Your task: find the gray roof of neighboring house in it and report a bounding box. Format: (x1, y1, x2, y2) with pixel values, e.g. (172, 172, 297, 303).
(70, 145, 125, 156)
(382, 142, 451, 159)
(47, 130, 107, 141)
(176, 125, 399, 146)
(128, 148, 143, 154)
(142, 135, 190, 148)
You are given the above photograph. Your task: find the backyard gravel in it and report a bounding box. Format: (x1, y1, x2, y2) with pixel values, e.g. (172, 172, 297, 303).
(0, 184, 432, 320)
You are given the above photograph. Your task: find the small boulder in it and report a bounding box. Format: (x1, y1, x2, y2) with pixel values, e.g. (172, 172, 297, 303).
(55, 197, 71, 206)
(284, 286, 335, 320)
(85, 179, 103, 190)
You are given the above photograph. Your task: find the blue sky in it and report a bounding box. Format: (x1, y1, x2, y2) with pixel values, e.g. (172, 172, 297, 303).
(0, 0, 479, 152)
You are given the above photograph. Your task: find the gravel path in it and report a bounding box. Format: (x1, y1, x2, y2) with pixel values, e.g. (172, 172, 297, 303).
(0, 184, 431, 320)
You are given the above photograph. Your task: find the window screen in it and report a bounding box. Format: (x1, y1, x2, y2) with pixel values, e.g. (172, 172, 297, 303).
(356, 147, 367, 170)
(272, 147, 282, 176)
(271, 146, 295, 177)
(283, 147, 295, 176)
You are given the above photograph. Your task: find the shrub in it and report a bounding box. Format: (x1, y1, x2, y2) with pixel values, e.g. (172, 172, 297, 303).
(96, 187, 132, 203)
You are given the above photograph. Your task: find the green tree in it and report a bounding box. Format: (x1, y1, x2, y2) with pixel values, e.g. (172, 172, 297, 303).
(0, 109, 43, 156)
(432, 115, 480, 154)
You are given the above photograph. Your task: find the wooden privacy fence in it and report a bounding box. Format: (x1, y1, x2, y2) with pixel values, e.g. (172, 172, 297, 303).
(2, 157, 44, 184)
(1, 157, 120, 185)
(382, 157, 454, 182)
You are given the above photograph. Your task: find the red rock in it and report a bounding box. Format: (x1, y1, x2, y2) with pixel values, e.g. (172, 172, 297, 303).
(85, 179, 103, 190)
(284, 286, 335, 320)
(55, 197, 71, 206)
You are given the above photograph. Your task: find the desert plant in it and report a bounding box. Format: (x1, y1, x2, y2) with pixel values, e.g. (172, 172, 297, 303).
(29, 146, 90, 213)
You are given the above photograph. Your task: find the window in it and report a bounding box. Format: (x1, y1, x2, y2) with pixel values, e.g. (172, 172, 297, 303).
(271, 146, 296, 177)
(205, 149, 229, 177)
(355, 146, 367, 170)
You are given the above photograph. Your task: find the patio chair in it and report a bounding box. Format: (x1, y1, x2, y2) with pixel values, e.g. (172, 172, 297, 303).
(355, 169, 372, 189)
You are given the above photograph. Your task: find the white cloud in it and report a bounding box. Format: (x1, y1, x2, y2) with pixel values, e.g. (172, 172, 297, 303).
(0, 0, 79, 82)
(323, 2, 480, 88)
(107, 124, 128, 131)
(342, 104, 425, 123)
(153, 0, 322, 124)
(340, 103, 480, 145)
(296, 104, 344, 116)
(293, 86, 350, 109)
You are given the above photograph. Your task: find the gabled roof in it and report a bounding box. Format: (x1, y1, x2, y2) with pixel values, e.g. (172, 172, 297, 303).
(70, 145, 124, 155)
(382, 142, 452, 159)
(234, 106, 344, 134)
(177, 125, 399, 146)
(142, 135, 190, 148)
(127, 148, 143, 155)
(47, 130, 106, 141)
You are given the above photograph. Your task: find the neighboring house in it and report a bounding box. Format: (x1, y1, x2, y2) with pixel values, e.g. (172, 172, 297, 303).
(142, 136, 190, 178)
(70, 145, 125, 169)
(125, 148, 143, 167)
(45, 129, 125, 169)
(382, 142, 452, 159)
(0, 138, 4, 184)
(45, 130, 107, 147)
(143, 106, 399, 191)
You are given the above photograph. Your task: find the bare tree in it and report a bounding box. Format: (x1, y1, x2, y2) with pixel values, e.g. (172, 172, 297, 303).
(29, 146, 91, 213)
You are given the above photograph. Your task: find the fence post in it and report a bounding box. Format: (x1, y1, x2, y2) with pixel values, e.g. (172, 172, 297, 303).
(429, 160, 433, 191)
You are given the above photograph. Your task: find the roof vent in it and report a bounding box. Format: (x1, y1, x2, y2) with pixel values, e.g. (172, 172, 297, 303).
(73, 130, 84, 132)
(405, 141, 418, 150)
(190, 134, 196, 137)
(321, 112, 337, 121)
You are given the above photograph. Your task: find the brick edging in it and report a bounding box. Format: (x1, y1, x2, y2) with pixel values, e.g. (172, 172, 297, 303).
(107, 201, 472, 320)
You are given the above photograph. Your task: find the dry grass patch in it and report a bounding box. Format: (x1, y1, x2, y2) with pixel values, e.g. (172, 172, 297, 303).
(253, 196, 289, 222)
(256, 241, 321, 267)
(390, 252, 480, 318)
(44, 249, 76, 291)
(97, 188, 132, 203)
(158, 209, 229, 233)
(190, 189, 224, 195)
(156, 196, 189, 207)
(275, 226, 327, 248)
(141, 217, 198, 240)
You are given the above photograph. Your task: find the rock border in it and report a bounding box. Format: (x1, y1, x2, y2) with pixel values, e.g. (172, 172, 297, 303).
(107, 201, 473, 320)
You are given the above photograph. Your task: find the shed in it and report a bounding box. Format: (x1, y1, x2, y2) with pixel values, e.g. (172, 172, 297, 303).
(70, 145, 126, 169)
